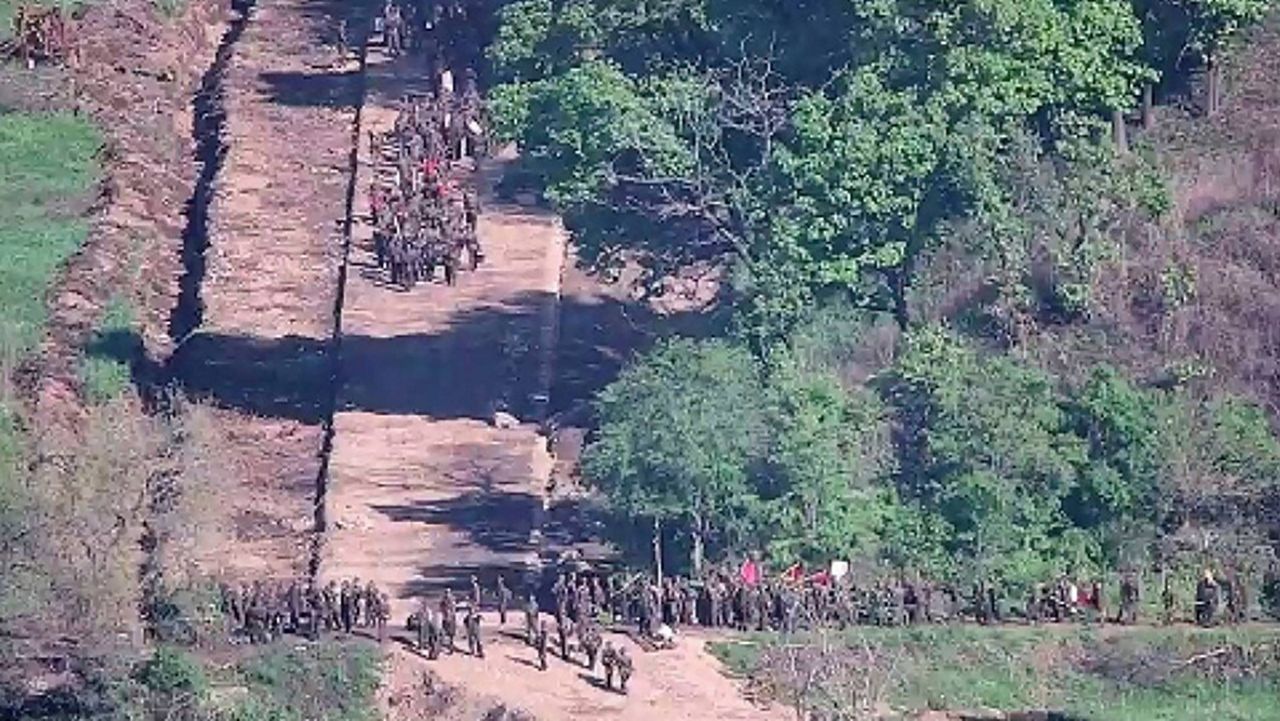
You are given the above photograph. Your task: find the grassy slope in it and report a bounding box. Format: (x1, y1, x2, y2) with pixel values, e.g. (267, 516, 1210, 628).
(712, 625, 1280, 721)
(0, 110, 100, 620)
(0, 110, 100, 364)
(136, 640, 382, 721)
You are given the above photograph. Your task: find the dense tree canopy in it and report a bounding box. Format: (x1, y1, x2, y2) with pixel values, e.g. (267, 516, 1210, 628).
(496, 0, 1280, 586)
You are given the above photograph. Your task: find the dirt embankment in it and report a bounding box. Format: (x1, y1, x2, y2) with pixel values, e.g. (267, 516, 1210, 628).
(24, 0, 229, 430)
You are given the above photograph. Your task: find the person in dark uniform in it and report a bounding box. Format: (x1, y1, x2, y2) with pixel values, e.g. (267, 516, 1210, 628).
(496, 575, 513, 625)
(1195, 569, 1219, 627)
(465, 608, 484, 658)
(535, 620, 549, 671)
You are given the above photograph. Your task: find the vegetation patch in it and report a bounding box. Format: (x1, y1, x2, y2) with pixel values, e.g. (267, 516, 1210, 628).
(712, 625, 1280, 721)
(119, 641, 382, 721)
(80, 295, 140, 404)
(0, 110, 100, 365)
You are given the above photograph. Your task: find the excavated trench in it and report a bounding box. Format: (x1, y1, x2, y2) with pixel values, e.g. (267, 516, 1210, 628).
(310, 22, 373, 578)
(162, 0, 374, 583)
(168, 0, 256, 344)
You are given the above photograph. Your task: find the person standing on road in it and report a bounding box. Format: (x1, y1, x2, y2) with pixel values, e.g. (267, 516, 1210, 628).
(496, 575, 513, 625)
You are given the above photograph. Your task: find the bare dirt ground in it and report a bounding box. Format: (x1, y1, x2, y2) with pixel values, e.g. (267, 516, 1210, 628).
(176, 0, 361, 580)
(377, 615, 783, 721)
(317, 43, 563, 621)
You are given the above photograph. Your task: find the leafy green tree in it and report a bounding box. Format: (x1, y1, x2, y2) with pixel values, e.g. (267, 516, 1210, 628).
(885, 326, 1089, 585)
(582, 338, 769, 574)
(759, 360, 896, 565)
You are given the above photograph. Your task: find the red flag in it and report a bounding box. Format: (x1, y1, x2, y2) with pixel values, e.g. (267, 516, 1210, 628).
(783, 562, 804, 582)
(810, 570, 831, 586)
(739, 558, 760, 586)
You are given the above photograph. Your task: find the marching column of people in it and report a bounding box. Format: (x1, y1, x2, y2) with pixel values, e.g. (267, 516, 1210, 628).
(367, 0, 488, 290)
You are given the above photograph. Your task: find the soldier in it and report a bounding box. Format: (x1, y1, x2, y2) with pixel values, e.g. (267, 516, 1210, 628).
(557, 617, 574, 663)
(305, 584, 323, 639)
(496, 575, 513, 625)
(601, 642, 617, 690)
(1223, 569, 1240, 624)
(336, 18, 349, 62)
(383, 0, 403, 56)
(470, 574, 483, 611)
(1161, 574, 1176, 625)
(535, 619, 549, 671)
(414, 596, 431, 652)
(1026, 584, 1042, 624)
(340, 580, 355, 634)
(440, 589, 458, 653)
(219, 581, 241, 628)
(524, 593, 539, 645)
(285, 580, 303, 633)
(580, 621, 602, 671)
(1119, 573, 1140, 625)
(616, 646, 633, 694)
(374, 592, 390, 644)
(465, 608, 484, 658)
(1195, 569, 1219, 627)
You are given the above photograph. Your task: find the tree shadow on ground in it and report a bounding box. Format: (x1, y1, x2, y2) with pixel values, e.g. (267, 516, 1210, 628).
(164, 289, 556, 424)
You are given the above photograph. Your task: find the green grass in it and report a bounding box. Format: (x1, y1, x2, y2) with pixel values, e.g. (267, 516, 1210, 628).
(711, 625, 1280, 721)
(0, 111, 101, 364)
(80, 295, 136, 403)
(0, 0, 85, 43)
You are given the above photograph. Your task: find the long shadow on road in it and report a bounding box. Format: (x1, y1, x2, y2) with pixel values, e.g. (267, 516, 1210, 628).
(158, 290, 666, 424)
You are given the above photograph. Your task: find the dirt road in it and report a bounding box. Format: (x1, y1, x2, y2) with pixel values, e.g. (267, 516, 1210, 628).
(378, 616, 783, 721)
(316, 44, 563, 623)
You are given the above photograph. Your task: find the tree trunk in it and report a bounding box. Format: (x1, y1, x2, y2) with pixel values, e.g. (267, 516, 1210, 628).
(1141, 82, 1154, 130)
(652, 516, 664, 587)
(1206, 55, 1220, 117)
(1111, 108, 1128, 155)
(690, 512, 705, 577)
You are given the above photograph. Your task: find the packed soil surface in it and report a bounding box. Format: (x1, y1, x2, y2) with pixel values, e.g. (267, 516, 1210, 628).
(172, 0, 360, 580)
(317, 43, 563, 622)
(376, 615, 785, 721)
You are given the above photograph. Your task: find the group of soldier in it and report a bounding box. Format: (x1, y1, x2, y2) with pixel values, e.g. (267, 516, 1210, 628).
(217, 578, 390, 644)
(408, 574, 635, 694)
(367, 0, 488, 289)
(534, 563, 1268, 638)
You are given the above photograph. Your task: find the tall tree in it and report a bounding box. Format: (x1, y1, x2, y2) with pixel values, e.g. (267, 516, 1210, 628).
(581, 338, 769, 573)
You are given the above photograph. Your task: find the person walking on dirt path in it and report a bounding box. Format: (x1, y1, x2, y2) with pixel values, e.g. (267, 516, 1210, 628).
(340, 580, 355, 634)
(375, 592, 389, 643)
(524, 593, 539, 645)
(580, 621, 602, 672)
(557, 617, 574, 664)
(535, 620, 549, 671)
(465, 608, 484, 658)
(441, 589, 458, 653)
(616, 646, 633, 694)
(496, 575, 513, 625)
(601, 642, 617, 690)
(470, 574, 483, 611)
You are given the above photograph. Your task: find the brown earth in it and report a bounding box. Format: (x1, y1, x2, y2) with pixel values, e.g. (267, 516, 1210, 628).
(317, 43, 563, 622)
(170, 0, 362, 580)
